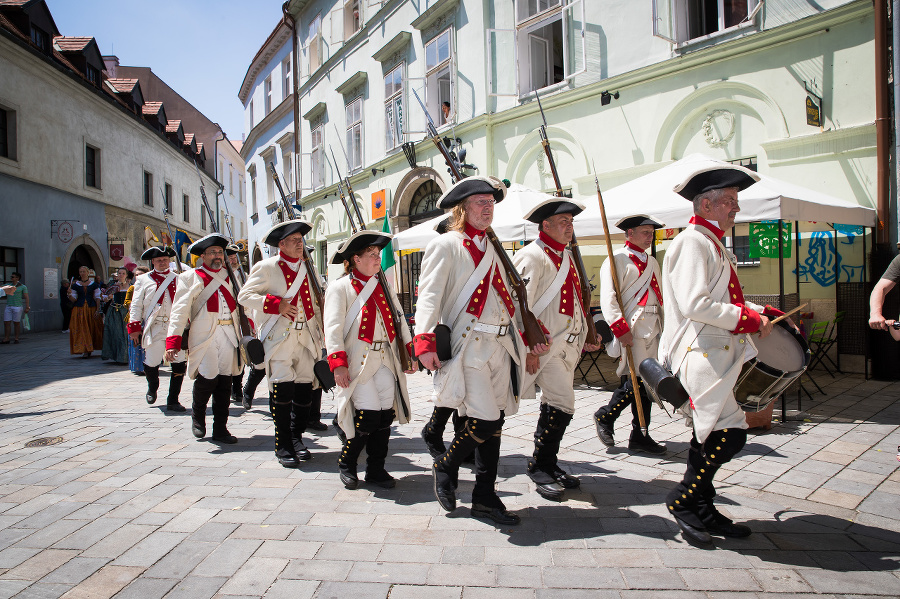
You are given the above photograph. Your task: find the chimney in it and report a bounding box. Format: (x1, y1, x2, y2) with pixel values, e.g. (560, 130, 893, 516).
(102, 54, 119, 77)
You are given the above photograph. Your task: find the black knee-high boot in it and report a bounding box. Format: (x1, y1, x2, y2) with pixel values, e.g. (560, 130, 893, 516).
(231, 369, 244, 403)
(291, 383, 313, 461)
(307, 388, 327, 430)
(145, 364, 160, 404)
(191, 375, 217, 438)
(211, 375, 236, 443)
(365, 409, 395, 488)
(242, 367, 265, 409)
(338, 409, 380, 489)
(421, 406, 454, 458)
(470, 415, 519, 526)
(270, 382, 298, 467)
(432, 416, 503, 512)
(527, 404, 578, 500)
(626, 381, 665, 454)
(166, 362, 187, 411)
(695, 431, 751, 538)
(594, 376, 629, 445)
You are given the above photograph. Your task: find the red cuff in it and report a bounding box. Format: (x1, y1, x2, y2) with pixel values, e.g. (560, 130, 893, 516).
(610, 318, 631, 338)
(165, 336, 182, 351)
(263, 294, 281, 315)
(763, 304, 785, 318)
(127, 321, 142, 334)
(414, 333, 436, 356)
(731, 304, 761, 334)
(327, 351, 349, 371)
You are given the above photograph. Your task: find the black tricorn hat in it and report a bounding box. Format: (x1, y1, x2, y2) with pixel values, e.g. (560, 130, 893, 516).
(262, 219, 313, 247)
(141, 246, 176, 261)
(188, 233, 229, 256)
(225, 243, 240, 256)
(330, 231, 393, 264)
(523, 198, 586, 224)
(437, 176, 507, 210)
(615, 214, 665, 231)
(674, 165, 759, 200)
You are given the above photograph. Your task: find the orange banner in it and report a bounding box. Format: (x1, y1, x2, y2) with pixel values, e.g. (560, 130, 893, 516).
(371, 189, 386, 220)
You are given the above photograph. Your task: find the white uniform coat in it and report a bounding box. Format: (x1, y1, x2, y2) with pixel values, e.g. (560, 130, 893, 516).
(514, 238, 588, 410)
(237, 255, 324, 386)
(324, 273, 412, 439)
(128, 269, 184, 366)
(600, 247, 663, 377)
(659, 222, 765, 443)
(167, 265, 243, 379)
(413, 231, 531, 415)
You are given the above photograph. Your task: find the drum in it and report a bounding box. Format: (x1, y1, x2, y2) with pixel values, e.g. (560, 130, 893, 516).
(734, 320, 810, 412)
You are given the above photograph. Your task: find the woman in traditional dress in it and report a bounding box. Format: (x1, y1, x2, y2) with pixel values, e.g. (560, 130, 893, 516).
(101, 267, 133, 363)
(324, 231, 416, 490)
(125, 266, 149, 375)
(69, 266, 104, 358)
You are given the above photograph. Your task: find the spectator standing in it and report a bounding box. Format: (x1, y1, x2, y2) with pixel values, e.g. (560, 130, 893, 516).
(125, 266, 149, 375)
(69, 265, 103, 357)
(1, 272, 29, 344)
(101, 267, 132, 363)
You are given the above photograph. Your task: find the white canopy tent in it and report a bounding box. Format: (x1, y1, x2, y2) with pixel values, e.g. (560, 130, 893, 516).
(574, 153, 876, 235)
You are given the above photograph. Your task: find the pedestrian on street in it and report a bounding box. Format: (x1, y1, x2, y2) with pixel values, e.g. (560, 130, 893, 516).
(101, 267, 132, 364)
(69, 266, 103, 357)
(124, 266, 148, 376)
(166, 234, 242, 444)
(1, 272, 29, 344)
(325, 231, 415, 490)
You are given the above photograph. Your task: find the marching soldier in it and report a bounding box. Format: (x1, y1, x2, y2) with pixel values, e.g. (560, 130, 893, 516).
(165, 234, 242, 444)
(324, 231, 415, 489)
(660, 165, 782, 544)
(415, 176, 547, 526)
(514, 198, 601, 501)
(237, 220, 325, 468)
(594, 215, 667, 454)
(127, 246, 186, 412)
(227, 243, 252, 405)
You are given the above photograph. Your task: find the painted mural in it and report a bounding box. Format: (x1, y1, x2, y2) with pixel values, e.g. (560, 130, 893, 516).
(795, 227, 865, 287)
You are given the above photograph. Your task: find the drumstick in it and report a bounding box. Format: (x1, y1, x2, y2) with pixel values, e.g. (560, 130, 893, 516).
(770, 303, 806, 325)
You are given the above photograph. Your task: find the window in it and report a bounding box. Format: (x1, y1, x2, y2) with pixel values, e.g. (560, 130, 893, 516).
(653, 0, 760, 45)
(317, 240, 327, 275)
(229, 166, 234, 196)
(182, 194, 190, 222)
(264, 76, 272, 114)
(308, 14, 322, 73)
(384, 65, 403, 150)
(30, 25, 48, 52)
(0, 107, 14, 160)
(249, 99, 254, 128)
(281, 143, 294, 192)
(425, 29, 453, 126)
(250, 168, 258, 215)
(346, 97, 363, 172)
(85, 145, 100, 189)
(164, 183, 173, 214)
(724, 231, 759, 267)
(143, 171, 153, 206)
(200, 206, 206, 230)
(488, 0, 585, 97)
(86, 65, 100, 86)
(282, 57, 292, 99)
(311, 124, 324, 190)
(0, 247, 20, 285)
(239, 178, 244, 204)
(344, 0, 361, 39)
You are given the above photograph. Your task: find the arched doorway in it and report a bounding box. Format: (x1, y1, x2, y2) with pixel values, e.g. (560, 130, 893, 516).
(65, 238, 104, 283)
(398, 178, 445, 314)
(252, 244, 263, 267)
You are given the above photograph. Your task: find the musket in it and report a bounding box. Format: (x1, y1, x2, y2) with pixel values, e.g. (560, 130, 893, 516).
(216, 188, 248, 282)
(194, 162, 264, 366)
(412, 89, 548, 349)
(533, 90, 600, 347)
(268, 162, 325, 311)
(591, 162, 648, 435)
(160, 188, 183, 275)
(327, 148, 413, 376)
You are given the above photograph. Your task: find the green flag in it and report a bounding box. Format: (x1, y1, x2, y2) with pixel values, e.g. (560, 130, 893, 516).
(381, 216, 396, 270)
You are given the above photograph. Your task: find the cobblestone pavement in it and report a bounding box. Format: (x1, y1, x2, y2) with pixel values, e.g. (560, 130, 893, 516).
(0, 331, 898, 598)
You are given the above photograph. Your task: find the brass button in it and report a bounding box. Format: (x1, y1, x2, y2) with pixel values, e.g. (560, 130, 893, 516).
(724, 345, 729, 350)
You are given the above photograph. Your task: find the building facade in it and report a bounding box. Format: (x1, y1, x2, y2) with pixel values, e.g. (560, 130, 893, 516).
(0, 0, 217, 331)
(239, 0, 877, 319)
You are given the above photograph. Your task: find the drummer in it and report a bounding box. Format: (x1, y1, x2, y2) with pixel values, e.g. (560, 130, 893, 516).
(658, 165, 785, 545)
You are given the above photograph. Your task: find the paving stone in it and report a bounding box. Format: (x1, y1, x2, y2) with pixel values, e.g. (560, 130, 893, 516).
(10, 582, 74, 598)
(621, 567, 687, 589)
(143, 540, 217, 579)
(749, 569, 814, 593)
(191, 539, 263, 578)
(112, 576, 178, 599)
(218, 556, 288, 596)
(464, 586, 535, 599)
(0, 549, 78, 581)
(57, 565, 142, 599)
(160, 575, 227, 599)
(260, 578, 319, 599)
(307, 581, 389, 599)
(280, 558, 352, 582)
(680, 568, 761, 591)
(346, 561, 429, 585)
(112, 531, 187, 567)
(798, 569, 900, 595)
(542, 566, 625, 589)
(39, 557, 108, 585)
(386, 585, 461, 599)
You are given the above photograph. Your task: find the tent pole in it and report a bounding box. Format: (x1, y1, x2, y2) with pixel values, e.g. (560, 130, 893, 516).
(778, 220, 785, 309)
(833, 225, 840, 372)
(864, 226, 869, 380)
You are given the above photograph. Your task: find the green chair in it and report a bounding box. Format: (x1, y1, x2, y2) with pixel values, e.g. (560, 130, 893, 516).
(808, 312, 844, 377)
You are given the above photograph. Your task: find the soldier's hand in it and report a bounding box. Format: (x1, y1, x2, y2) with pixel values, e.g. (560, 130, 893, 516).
(404, 360, 418, 375)
(583, 342, 602, 353)
(758, 314, 774, 339)
(165, 349, 178, 362)
(129, 332, 141, 345)
(278, 301, 299, 320)
(619, 331, 634, 347)
(419, 351, 441, 371)
(869, 313, 889, 331)
(334, 366, 351, 388)
(526, 353, 540, 375)
(530, 337, 551, 356)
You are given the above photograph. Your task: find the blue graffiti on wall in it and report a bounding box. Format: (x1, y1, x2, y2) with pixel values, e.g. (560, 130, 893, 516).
(795, 229, 864, 287)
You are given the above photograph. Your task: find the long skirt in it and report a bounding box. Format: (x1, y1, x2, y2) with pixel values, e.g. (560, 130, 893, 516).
(128, 340, 145, 374)
(101, 304, 129, 363)
(69, 304, 103, 354)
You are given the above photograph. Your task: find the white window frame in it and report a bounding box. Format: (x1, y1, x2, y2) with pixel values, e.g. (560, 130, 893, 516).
(249, 99, 254, 128)
(282, 56, 291, 99)
(249, 166, 258, 216)
(307, 14, 323, 74)
(264, 76, 273, 114)
(280, 141, 294, 194)
(653, 0, 762, 46)
(182, 193, 190, 223)
(345, 96, 363, 173)
(344, 0, 362, 39)
(384, 64, 404, 151)
(424, 28, 454, 128)
(310, 124, 324, 191)
(487, 0, 585, 98)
